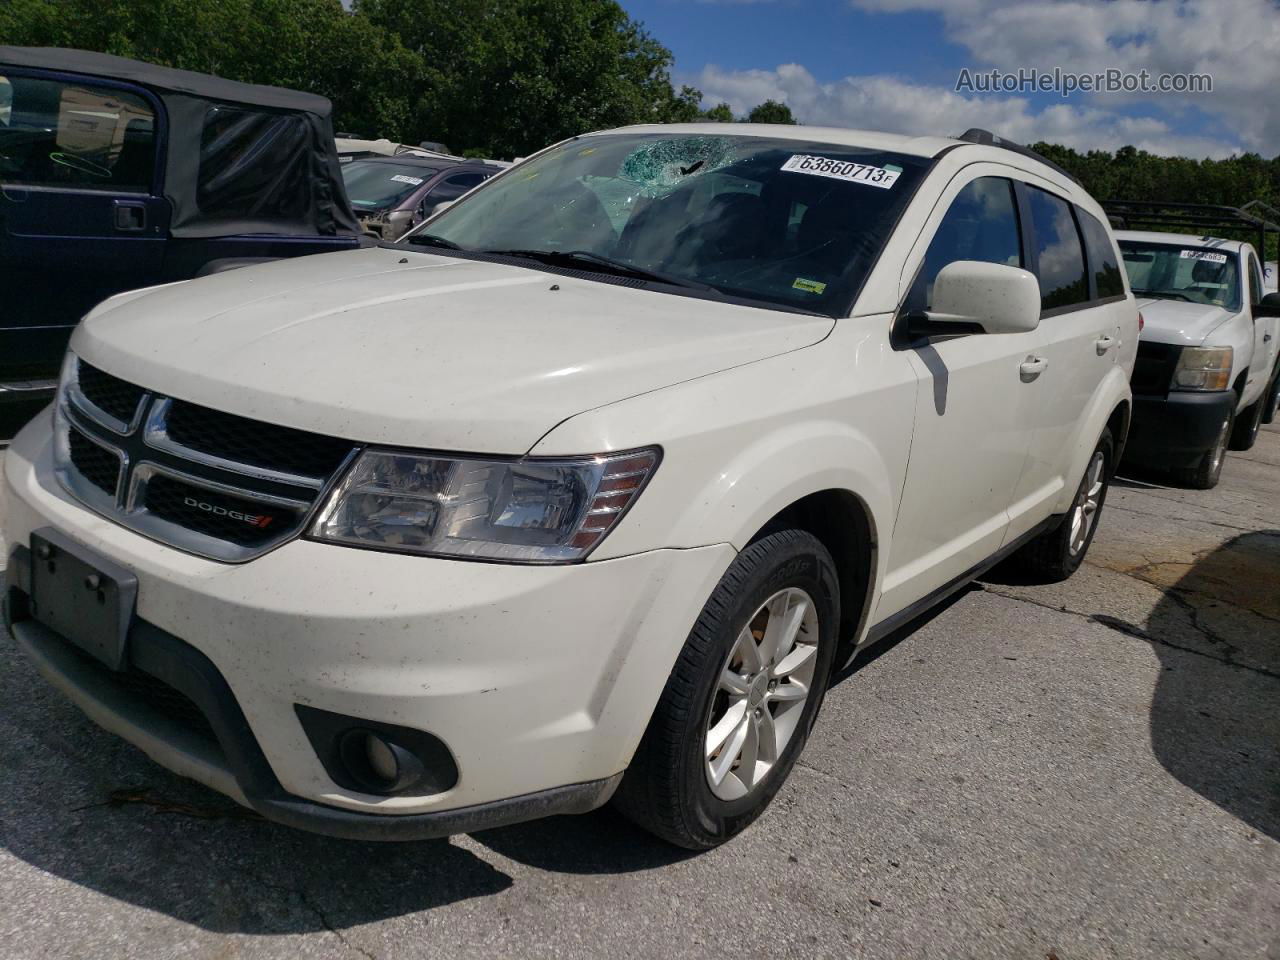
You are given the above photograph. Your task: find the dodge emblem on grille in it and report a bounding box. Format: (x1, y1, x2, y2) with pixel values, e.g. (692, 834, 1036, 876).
(183, 496, 274, 528)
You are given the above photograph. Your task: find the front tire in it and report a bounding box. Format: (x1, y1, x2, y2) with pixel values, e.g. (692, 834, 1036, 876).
(1260, 368, 1280, 426)
(1011, 428, 1113, 582)
(1175, 406, 1233, 489)
(613, 530, 839, 849)
(1229, 394, 1264, 451)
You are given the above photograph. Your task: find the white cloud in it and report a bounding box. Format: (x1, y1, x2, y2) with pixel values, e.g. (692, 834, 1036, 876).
(687, 64, 1244, 158)
(850, 0, 1280, 154)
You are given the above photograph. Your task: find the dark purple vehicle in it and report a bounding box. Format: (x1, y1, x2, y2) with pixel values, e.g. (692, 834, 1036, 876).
(0, 47, 363, 441)
(340, 155, 502, 241)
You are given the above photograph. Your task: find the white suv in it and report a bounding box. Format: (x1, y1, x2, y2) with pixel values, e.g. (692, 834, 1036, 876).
(2, 125, 1137, 848)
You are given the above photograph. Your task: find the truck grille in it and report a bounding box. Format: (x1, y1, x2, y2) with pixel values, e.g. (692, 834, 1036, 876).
(1131, 341, 1181, 397)
(54, 356, 358, 562)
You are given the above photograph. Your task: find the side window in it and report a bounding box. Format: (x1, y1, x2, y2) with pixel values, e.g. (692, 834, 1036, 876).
(444, 172, 486, 194)
(425, 172, 489, 206)
(1026, 187, 1088, 311)
(1247, 255, 1264, 306)
(198, 105, 310, 219)
(905, 176, 1022, 312)
(0, 74, 155, 192)
(1078, 209, 1125, 299)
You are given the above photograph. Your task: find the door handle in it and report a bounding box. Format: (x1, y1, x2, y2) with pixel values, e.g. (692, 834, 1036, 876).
(1265, 334, 1273, 343)
(1019, 356, 1048, 382)
(1094, 335, 1117, 355)
(113, 201, 147, 232)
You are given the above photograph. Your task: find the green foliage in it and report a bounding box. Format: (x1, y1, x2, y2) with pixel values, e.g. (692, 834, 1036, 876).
(744, 99, 795, 125)
(0, 0, 701, 155)
(699, 102, 734, 123)
(1034, 142, 1280, 259)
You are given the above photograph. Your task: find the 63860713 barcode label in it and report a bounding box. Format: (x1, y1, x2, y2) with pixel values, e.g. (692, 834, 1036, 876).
(780, 155, 901, 189)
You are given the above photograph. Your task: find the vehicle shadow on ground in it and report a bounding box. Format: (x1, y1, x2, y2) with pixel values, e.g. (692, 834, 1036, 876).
(1109, 529, 1280, 843)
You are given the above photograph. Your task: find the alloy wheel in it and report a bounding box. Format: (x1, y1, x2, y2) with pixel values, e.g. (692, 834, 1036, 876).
(704, 587, 819, 801)
(1068, 451, 1106, 557)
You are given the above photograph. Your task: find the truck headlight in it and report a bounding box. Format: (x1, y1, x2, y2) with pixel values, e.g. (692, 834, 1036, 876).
(1171, 346, 1233, 391)
(309, 447, 659, 562)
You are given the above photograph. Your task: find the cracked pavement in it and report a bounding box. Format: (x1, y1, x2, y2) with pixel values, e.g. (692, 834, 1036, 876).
(0, 425, 1277, 960)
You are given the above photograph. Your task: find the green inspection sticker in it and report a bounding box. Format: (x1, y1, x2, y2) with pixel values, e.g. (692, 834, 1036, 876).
(793, 277, 827, 294)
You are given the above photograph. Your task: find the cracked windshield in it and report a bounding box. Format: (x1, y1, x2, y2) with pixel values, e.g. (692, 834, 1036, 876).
(406, 133, 929, 313)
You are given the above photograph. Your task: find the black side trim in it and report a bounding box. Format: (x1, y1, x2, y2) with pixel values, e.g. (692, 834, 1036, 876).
(863, 514, 1058, 645)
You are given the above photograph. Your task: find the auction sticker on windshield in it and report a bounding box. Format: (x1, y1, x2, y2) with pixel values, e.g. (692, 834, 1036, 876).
(1180, 249, 1228, 263)
(781, 155, 901, 189)
(390, 174, 424, 186)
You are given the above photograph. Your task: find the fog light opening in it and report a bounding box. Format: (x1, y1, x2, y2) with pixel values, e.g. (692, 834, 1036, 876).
(365, 733, 399, 783)
(337, 727, 427, 795)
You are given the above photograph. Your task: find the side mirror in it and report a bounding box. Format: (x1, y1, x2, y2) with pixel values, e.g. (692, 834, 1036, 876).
(928, 260, 1042, 335)
(1254, 291, 1280, 318)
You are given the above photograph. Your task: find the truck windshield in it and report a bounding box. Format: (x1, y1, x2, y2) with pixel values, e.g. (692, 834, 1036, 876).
(402, 132, 931, 314)
(342, 160, 442, 210)
(1118, 240, 1242, 311)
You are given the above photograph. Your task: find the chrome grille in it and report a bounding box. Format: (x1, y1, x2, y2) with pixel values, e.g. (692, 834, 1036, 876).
(53, 356, 358, 562)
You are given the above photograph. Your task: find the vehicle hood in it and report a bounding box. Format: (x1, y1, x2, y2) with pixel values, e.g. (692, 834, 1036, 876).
(74, 247, 834, 454)
(1134, 297, 1235, 346)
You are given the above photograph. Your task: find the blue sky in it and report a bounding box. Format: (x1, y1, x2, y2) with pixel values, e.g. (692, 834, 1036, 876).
(619, 0, 1280, 158)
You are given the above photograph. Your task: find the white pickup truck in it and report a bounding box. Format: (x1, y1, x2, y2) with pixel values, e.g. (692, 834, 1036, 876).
(1115, 231, 1280, 488)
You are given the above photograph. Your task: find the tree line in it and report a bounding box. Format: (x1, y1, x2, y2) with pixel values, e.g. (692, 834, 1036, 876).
(1, 0, 1275, 255)
(1034, 144, 1280, 259)
(0, 0, 792, 157)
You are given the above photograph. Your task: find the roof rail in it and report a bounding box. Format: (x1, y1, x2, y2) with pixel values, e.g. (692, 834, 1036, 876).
(954, 128, 1082, 185)
(1100, 199, 1280, 257)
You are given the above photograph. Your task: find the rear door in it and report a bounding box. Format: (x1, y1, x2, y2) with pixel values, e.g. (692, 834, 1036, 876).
(0, 69, 169, 387)
(1001, 185, 1127, 544)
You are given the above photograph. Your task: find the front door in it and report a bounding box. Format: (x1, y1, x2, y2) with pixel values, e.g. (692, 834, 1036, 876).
(0, 69, 169, 392)
(876, 172, 1046, 622)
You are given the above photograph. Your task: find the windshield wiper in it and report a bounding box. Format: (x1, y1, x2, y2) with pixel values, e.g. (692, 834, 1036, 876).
(483, 248, 714, 291)
(1131, 288, 1194, 302)
(403, 233, 464, 250)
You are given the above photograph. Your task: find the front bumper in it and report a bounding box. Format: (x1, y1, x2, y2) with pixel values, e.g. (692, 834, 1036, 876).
(1121, 389, 1236, 470)
(2, 417, 735, 838)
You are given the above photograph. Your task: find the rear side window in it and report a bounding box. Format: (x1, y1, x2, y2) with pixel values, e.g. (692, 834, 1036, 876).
(198, 105, 310, 219)
(1078, 210, 1125, 299)
(1027, 187, 1088, 311)
(904, 176, 1022, 312)
(0, 74, 155, 192)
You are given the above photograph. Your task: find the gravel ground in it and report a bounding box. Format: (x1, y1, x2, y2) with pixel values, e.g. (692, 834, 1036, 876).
(0, 426, 1276, 960)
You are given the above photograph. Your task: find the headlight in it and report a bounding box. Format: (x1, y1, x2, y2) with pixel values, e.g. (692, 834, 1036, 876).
(1172, 346, 1233, 391)
(309, 447, 659, 563)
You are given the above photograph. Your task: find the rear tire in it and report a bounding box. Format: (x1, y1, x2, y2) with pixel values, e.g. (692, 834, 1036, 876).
(1175, 406, 1233, 489)
(613, 530, 839, 849)
(1011, 428, 1113, 583)
(1229, 395, 1264, 451)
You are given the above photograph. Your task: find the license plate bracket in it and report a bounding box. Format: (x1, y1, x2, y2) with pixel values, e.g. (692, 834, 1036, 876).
(29, 528, 137, 671)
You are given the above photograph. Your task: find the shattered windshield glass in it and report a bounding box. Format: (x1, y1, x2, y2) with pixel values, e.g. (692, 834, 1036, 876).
(406, 132, 931, 314)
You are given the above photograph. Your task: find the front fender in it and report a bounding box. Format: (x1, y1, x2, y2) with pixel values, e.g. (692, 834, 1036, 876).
(530, 330, 918, 612)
